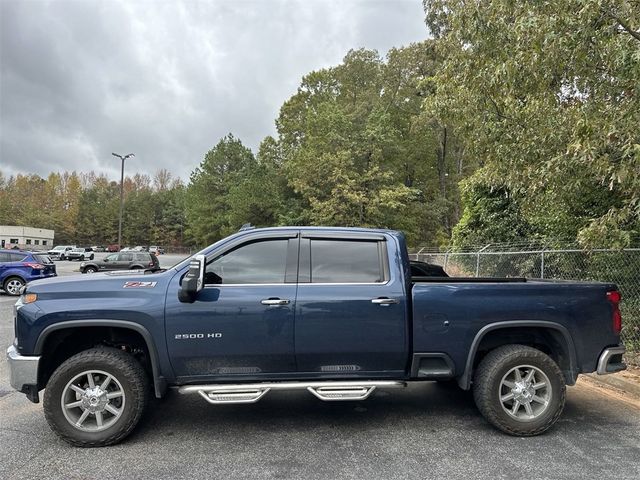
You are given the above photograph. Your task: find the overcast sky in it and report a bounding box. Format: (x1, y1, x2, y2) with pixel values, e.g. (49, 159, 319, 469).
(1, 0, 427, 181)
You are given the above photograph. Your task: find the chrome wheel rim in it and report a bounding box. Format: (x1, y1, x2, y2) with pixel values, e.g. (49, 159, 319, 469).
(61, 370, 126, 432)
(5, 279, 24, 295)
(499, 365, 551, 422)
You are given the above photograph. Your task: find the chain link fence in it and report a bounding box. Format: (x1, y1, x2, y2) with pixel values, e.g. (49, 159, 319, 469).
(410, 245, 640, 366)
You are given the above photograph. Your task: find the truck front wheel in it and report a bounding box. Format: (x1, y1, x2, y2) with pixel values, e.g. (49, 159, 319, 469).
(472, 344, 565, 436)
(43, 347, 148, 447)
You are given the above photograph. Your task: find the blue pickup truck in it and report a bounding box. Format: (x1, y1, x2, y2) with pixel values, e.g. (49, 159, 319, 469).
(7, 227, 626, 446)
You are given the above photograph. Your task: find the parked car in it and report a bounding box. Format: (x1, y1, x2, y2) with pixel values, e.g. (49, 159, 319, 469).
(91, 246, 106, 252)
(0, 249, 56, 295)
(149, 245, 164, 255)
(133, 246, 148, 252)
(7, 226, 626, 447)
(79, 251, 160, 273)
(66, 247, 95, 261)
(47, 245, 76, 260)
(106, 244, 121, 252)
(410, 260, 449, 277)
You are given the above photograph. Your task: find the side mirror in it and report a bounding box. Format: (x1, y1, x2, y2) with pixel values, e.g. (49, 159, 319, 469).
(178, 254, 205, 303)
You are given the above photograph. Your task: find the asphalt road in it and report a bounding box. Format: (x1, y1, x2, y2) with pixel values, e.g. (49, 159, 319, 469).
(1, 262, 639, 479)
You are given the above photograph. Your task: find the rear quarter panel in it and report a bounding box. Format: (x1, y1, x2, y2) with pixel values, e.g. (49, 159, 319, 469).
(411, 281, 620, 378)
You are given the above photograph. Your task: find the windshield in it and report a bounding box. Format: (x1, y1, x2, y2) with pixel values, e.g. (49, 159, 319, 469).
(52, 246, 65, 251)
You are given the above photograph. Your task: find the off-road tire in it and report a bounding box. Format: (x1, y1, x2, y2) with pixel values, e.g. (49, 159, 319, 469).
(472, 344, 565, 436)
(44, 347, 148, 447)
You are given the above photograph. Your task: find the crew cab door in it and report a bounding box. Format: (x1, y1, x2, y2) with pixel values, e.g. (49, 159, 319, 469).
(294, 233, 408, 376)
(165, 232, 298, 380)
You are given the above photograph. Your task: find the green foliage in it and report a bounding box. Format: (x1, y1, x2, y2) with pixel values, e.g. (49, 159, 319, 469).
(274, 43, 469, 245)
(452, 175, 535, 249)
(182, 42, 470, 247)
(184, 134, 283, 246)
(423, 0, 640, 247)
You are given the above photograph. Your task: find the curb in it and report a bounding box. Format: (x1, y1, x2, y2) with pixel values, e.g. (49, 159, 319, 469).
(584, 369, 640, 399)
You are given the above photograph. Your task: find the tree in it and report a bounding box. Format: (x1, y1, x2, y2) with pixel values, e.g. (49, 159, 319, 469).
(423, 0, 640, 247)
(153, 169, 173, 191)
(274, 44, 465, 244)
(452, 178, 535, 249)
(185, 134, 257, 245)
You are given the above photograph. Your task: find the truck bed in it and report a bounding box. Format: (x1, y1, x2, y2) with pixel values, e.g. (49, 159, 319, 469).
(409, 278, 619, 387)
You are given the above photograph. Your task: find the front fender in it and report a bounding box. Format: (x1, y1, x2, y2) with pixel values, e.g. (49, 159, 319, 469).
(34, 319, 168, 398)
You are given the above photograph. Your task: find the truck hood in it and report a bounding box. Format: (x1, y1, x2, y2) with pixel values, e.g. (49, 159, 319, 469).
(26, 270, 170, 294)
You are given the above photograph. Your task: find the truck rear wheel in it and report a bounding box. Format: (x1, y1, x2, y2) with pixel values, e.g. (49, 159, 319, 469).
(43, 347, 148, 447)
(472, 344, 565, 436)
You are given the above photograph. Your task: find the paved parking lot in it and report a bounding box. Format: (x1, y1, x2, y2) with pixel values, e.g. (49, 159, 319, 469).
(49, 252, 190, 275)
(1, 261, 639, 479)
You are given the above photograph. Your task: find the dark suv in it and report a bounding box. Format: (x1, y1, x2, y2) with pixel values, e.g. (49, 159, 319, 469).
(0, 249, 57, 295)
(80, 251, 160, 273)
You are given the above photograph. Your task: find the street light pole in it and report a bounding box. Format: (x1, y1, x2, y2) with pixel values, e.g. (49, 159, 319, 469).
(112, 152, 135, 249)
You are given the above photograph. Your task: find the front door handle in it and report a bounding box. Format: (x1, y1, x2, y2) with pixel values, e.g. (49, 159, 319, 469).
(261, 298, 290, 306)
(371, 297, 399, 305)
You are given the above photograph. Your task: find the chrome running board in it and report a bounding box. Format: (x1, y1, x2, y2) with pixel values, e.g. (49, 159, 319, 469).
(179, 380, 405, 404)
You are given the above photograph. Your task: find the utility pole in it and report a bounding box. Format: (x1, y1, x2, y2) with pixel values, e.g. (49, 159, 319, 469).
(112, 152, 135, 249)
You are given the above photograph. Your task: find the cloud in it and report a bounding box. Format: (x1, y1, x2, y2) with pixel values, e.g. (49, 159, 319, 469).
(0, 0, 427, 181)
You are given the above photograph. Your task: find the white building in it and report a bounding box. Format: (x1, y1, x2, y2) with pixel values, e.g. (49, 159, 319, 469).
(0, 226, 55, 250)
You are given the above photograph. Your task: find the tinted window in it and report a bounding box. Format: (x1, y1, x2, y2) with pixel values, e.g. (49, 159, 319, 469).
(119, 253, 133, 262)
(9, 253, 27, 262)
(105, 253, 118, 262)
(205, 240, 288, 285)
(0, 253, 9, 263)
(310, 240, 383, 283)
(135, 253, 149, 261)
(34, 254, 53, 264)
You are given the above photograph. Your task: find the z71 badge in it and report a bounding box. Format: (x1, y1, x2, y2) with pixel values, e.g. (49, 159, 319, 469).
(123, 281, 157, 289)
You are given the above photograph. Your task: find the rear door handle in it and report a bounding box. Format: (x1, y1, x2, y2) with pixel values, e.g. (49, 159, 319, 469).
(371, 297, 399, 305)
(261, 298, 290, 306)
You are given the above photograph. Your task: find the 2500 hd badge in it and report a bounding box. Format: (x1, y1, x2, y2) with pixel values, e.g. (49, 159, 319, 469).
(175, 333, 223, 339)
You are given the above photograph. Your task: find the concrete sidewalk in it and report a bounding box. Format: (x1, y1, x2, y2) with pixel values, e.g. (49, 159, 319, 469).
(584, 366, 640, 400)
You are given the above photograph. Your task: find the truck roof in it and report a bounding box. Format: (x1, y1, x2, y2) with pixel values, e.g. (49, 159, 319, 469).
(241, 226, 402, 236)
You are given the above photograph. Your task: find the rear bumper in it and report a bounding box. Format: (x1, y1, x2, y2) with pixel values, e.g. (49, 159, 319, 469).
(6, 345, 40, 392)
(29, 271, 57, 280)
(596, 345, 627, 375)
